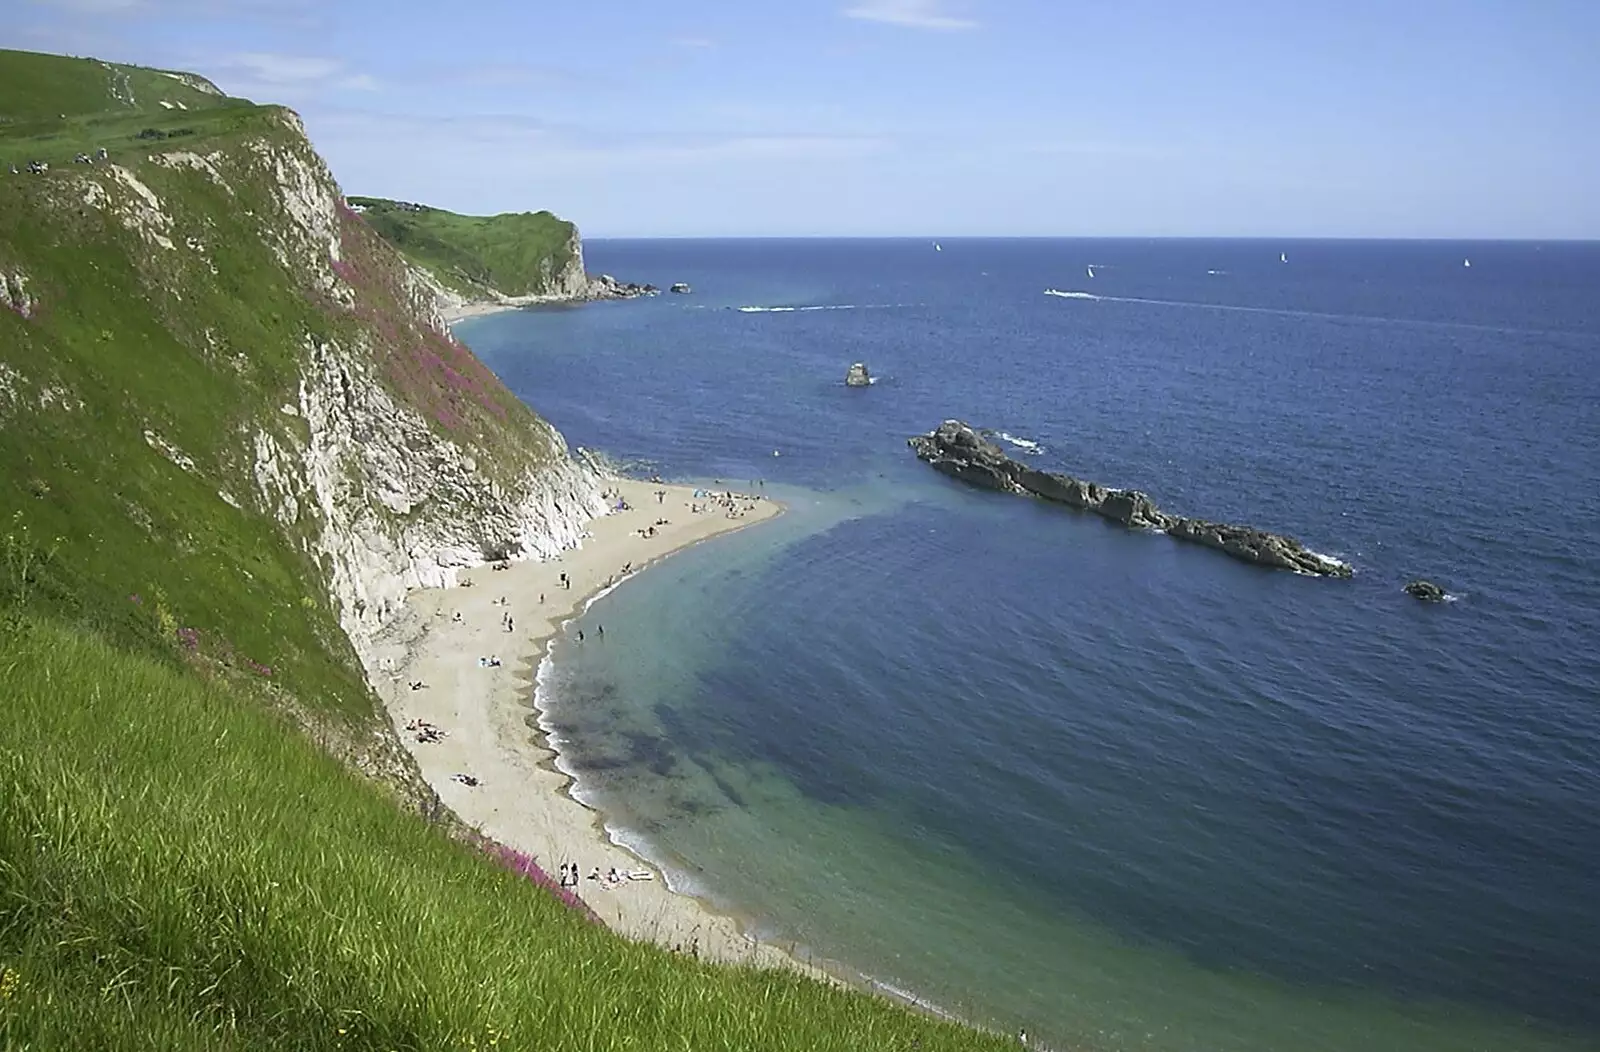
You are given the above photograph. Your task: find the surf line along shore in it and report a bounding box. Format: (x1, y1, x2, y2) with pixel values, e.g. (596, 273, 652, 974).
(371, 478, 813, 973)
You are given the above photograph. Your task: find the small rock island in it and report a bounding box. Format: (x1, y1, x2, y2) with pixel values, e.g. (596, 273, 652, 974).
(845, 362, 873, 387)
(1404, 579, 1448, 602)
(670, 282, 692, 294)
(908, 420, 1352, 577)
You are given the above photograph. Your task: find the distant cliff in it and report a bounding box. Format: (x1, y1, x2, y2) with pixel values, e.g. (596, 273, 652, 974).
(348, 196, 654, 311)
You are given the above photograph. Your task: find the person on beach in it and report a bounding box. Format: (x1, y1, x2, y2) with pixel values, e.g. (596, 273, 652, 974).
(577, 630, 585, 643)
(507, 617, 514, 633)
(597, 624, 604, 638)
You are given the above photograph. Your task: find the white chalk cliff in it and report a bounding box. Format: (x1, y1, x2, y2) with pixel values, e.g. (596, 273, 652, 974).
(20, 107, 607, 683)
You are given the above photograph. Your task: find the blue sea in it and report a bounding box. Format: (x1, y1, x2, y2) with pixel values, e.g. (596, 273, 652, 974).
(458, 239, 1600, 1052)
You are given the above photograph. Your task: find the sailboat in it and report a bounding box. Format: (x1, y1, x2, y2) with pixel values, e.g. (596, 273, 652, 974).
(1280, 252, 1288, 264)
(1086, 265, 1095, 278)
(1463, 258, 1472, 268)
(933, 242, 942, 252)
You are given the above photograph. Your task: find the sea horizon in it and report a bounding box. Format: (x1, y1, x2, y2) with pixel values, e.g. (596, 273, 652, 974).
(582, 234, 1600, 244)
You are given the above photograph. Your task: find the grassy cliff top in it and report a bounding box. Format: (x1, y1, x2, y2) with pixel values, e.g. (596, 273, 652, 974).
(348, 196, 580, 300)
(0, 48, 252, 170)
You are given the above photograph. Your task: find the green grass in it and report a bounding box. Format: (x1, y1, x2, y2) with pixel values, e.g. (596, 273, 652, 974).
(348, 197, 579, 300)
(0, 48, 232, 122)
(0, 614, 1012, 1051)
(0, 48, 249, 170)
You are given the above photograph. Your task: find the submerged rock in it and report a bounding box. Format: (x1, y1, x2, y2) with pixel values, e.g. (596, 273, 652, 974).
(1404, 579, 1448, 602)
(907, 420, 1352, 578)
(845, 362, 873, 387)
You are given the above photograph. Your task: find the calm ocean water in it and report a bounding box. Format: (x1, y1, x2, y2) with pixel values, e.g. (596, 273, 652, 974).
(459, 239, 1600, 1052)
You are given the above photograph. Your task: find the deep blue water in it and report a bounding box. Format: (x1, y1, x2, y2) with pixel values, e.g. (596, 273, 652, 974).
(460, 239, 1600, 1052)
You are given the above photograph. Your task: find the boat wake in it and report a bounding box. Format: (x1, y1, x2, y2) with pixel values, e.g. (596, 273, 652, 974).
(733, 303, 908, 313)
(997, 431, 1045, 455)
(1042, 289, 1593, 340)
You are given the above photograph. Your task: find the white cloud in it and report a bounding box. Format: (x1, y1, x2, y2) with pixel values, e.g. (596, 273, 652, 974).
(196, 52, 378, 100)
(24, 0, 145, 13)
(844, 0, 977, 30)
(221, 52, 341, 84)
(306, 110, 893, 209)
(23, 0, 321, 21)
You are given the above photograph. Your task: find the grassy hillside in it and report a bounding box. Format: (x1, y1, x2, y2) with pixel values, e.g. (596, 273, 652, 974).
(0, 48, 1007, 1049)
(0, 615, 1011, 1051)
(348, 196, 581, 300)
(0, 48, 247, 170)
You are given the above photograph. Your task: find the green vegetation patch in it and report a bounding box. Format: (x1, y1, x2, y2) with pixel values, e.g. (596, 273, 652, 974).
(0, 616, 1012, 1051)
(0, 48, 248, 170)
(348, 197, 578, 300)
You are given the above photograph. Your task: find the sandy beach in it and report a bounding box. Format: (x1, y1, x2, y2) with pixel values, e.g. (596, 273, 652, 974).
(440, 294, 563, 324)
(371, 478, 810, 971)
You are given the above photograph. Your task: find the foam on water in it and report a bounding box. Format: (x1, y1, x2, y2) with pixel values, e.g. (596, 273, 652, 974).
(734, 303, 911, 313)
(1044, 289, 1600, 340)
(997, 431, 1045, 454)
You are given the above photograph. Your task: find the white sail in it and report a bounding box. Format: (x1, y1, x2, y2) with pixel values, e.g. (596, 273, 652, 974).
(1280, 252, 1288, 263)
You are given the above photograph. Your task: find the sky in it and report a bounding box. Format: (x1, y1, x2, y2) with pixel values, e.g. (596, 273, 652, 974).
(6, 0, 1599, 238)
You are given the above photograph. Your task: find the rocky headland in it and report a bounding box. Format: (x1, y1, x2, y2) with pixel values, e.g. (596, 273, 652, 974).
(908, 420, 1351, 578)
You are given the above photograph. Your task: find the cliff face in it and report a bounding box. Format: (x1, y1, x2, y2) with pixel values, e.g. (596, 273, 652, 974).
(0, 95, 605, 723)
(224, 114, 607, 672)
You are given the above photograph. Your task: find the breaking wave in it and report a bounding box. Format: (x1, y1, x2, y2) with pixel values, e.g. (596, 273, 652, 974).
(1043, 289, 1100, 300)
(998, 432, 1045, 455)
(733, 303, 912, 313)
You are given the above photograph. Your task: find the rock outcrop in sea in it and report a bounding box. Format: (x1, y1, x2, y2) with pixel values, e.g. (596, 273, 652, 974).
(591, 273, 659, 300)
(1404, 579, 1448, 602)
(908, 420, 1351, 577)
(845, 362, 873, 387)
